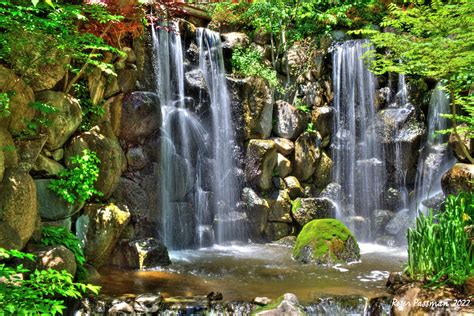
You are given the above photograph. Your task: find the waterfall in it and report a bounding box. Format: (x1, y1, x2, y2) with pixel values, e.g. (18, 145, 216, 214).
(197, 28, 246, 244)
(413, 83, 455, 212)
(331, 40, 385, 240)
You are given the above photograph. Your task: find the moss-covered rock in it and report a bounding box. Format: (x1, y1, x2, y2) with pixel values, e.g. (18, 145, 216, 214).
(293, 219, 360, 264)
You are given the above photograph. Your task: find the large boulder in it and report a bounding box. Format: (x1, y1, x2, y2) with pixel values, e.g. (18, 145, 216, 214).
(65, 125, 126, 199)
(221, 32, 250, 51)
(293, 219, 360, 264)
(293, 131, 322, 181)
(118, 92, 161, 144)
(272, 138, 294, 156)
(228, 77, 272, 140)
(291, 197, 336, 227)
(0, 66, 36, 134)
(111, 238, 171, 269)
(32, 245, 77, 276)
(0, 168, 37, 249)
(313, 151, 333, 188)
(311, 106, 333, 146)
(35, 179, 83, 221)
(35, 91, 82, 151)
(14, 135, 45, 172)
(283, 176, 304, 199)
(275, 153, 292, 178)
(242, 187, 269, 240)
(32, 154, 65, 176)
(184, 69, 210, 113)
(76, 203, 131, 267)
(245, 140, 277, 191)
(273, 100, 308, 140)
(441, 163, 474, 196)
(266, 190, 292, 223)
(0, 127, 18, 181)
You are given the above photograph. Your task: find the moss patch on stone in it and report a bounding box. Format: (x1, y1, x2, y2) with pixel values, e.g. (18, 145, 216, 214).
(293, 219, 360, 264)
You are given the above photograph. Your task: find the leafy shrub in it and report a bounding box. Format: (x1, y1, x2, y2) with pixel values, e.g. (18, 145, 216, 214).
(73, 81, 105, 132)
(41, 226, 85, 267)
(0, 92, 11, 118)
(295, 99, 310, 113)
(49, 149, 103, 204)
(406, 192, 474, 286)
(231, 46, 281, 91)
(306, 122, 315, 133)
(0, 247, 100, 315)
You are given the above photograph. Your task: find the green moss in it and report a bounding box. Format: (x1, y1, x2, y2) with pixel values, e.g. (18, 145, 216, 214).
(293, 219, 359, 263)
(291, 198, 302, 213)
(253, 295, 284, 315)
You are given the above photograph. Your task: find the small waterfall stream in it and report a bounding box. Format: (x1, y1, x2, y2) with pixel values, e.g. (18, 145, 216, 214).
(331, 40, 386, 239)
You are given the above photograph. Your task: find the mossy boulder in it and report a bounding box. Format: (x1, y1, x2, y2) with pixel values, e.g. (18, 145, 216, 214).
(293, 219, 360, 264)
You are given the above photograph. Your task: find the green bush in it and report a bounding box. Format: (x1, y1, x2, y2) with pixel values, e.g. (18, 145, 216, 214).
(49, 149, 103, 204)
(73, 81, 105, 132)
(41, 226, 85, 267)
(231, 46, 282, 91)
(0, 247, 100, 315)
(0, 92, 11, 118)
(406, 192, 474, 286)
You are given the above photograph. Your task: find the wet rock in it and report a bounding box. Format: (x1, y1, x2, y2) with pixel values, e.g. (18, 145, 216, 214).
(272, 137, 294, 156)
(449, 125, 474, 163)
(76, 203, 130, 267)
(253, 297, 272, 306)
(35, 91, 82, 150)
(207, 292, 223, 301)
(306, 296, 370, 315)
(126, 146, 148, 170)
(283, 176, 304, 199)
(245, 140, 277, 191)
(385, 209, 412, 240)
(384, 187, 404, 211)
(33, 245, 77, 276)
(375, 235, 396, 247)
(275, 153, 292, 178)
(119, 91, 161, 144)
(0, 65, 36, 134)
(108, 301, 134, 314)
(421, 192, 446, 211)
(319, 182, 343, 203)
(373, 209, 394, 237)
(294, 131, 322, 181)
(65, 125, 126, 199)
(267, 190, 292, 223)
(229, 77, 272, 140)
(0, 168, 37, 249)
(274, 235, 297, 248)
(264, 222, 291, 241)
(134, 293, 162, 313)
(441, 163, 474, 196)
(117, 67, 138, 93)
(111, 238, 171, 269)
(256, 293, 304, 316)
(313, 151, 333, 188)
(273, 100, 308, 140)
(242, 187, 269, 239)
(293, 219, 360, 264)
(112, 177, 148, 219)
(311, 106, 333, 145)
(185, 69, 210, 113)
(346, 216, 370, 241)
(291, 197, 336, 227)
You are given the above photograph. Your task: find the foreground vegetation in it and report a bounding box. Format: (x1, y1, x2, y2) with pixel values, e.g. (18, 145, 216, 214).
(407, 192, 474, 286)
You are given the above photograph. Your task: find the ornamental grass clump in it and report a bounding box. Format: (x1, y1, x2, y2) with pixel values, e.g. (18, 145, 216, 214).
(406, 192, 474, 286)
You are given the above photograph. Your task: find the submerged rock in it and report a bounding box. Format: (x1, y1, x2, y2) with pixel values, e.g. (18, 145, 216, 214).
(255, 293, 304, 316)
(293, 219, 360, 264)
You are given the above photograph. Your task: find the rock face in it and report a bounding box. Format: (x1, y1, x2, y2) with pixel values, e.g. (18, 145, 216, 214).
(111, 238, 171, 269)
(291, 198, 336, 227)
(245, 140, 277, 191)
(311, 106, 333, 144)
(118, 92, 161, 144)
(0, 127, 18, 181)
(0, 65, 36, 134)
(242, 187, 269, 240)
(275, 153, 292, 178)
(76, 203, 131, 267)
(293, 131, 321, 181)
(313, 151, 333, 188)
(35, 91, 82, 151)
(65, 125, 126, 199)
(441, 163, 474, 196)
(229, 77, 273, 140)
(0, 168, 37, 249)
(272, 100, 308, 140)
(35, 179, 83, 221)
(293, 219, 360, 264)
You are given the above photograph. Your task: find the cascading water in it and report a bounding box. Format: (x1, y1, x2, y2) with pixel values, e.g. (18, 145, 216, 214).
(197, 28, 246, 244)
(331, 40, 386, 240)
(413, 83, 455, 212)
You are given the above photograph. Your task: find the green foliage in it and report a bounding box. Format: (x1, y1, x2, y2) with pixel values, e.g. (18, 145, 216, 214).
(73, 81, 105, 132)
(40, 226, 85, 267)
(406, 192, 474, 286)
(0, 92, 12, 118)
(291, 198, 301, 213)
(15, 101, 58, 138)
(295, 99, 310, 113)
(0, 247, 100, 315)
(356, 1, 474, 161)
(232, 46, 281, 91)
(49, 149, 103, 204)
(306, 122, 315, 133)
